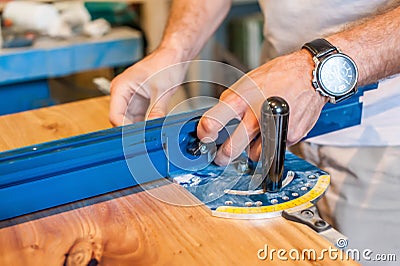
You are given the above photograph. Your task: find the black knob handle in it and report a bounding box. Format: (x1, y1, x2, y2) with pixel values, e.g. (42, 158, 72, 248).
(261, 96, 289, 192)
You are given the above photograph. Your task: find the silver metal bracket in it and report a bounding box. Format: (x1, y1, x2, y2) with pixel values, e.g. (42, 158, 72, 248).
(282, 205, 348, 248)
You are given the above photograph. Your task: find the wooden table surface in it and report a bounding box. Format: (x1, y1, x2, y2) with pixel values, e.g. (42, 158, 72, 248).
(0, 96, 357, 265)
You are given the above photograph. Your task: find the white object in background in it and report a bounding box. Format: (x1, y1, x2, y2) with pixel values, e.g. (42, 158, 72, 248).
(83, 19, 111, 38)
(53, 1, 91, 28)
(3, 1, 72, 38)
(3, 1, 110, 39)
(93, 77, 111, 95)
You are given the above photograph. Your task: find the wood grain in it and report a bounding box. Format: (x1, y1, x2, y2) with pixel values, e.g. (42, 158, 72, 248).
(0, 96, 111, 152)
(0, 97, 359, 265)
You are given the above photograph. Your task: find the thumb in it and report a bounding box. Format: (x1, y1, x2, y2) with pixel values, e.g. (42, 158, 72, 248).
(146, 88, 177, 120)
(146, 94, 171, 120)
(147, 106, 167, 120)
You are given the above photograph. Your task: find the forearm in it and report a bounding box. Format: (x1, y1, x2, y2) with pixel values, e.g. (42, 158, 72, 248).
(159, 0, 232, 61)
(326, 5, 400, 86)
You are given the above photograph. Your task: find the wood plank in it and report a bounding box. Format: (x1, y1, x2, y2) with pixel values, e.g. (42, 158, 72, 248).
(0, 96, 358, 265)
(0, 96, 111, 152)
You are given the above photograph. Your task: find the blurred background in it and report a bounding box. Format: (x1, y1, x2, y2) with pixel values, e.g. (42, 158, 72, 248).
(0, 0, 264, 116)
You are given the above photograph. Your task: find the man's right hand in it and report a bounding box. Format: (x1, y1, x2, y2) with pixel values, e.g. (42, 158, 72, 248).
(109, 47, 186, 126)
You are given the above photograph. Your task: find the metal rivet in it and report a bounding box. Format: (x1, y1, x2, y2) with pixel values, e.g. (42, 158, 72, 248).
(199, 144, 208, 154)
(301, 187, 308, 191)
(245, 201, 253, 207)
(308, 174, 317, 179)
(270, 199, 278, 204)
(225, 201, 233, 205)
(315, 220, 326, 227)
(292, 192, 299, 197)
(301, 209, 314, 218)
(282, 196, 289, 201)
(255, 201, 263, 206)
(237, 160, 249, 173)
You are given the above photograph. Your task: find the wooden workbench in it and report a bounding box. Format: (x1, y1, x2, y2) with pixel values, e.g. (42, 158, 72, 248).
(0, 96, 357, 265)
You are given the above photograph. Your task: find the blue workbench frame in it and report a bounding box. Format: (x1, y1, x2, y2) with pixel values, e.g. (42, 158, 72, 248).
(0, 27, 143, 115)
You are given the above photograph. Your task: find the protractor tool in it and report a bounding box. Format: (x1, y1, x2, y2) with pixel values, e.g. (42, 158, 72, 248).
(172, 97, 346, 246)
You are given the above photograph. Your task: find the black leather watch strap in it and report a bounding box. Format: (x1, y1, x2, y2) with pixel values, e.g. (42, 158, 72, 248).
(302, 38, 337, 58)
(335, 90, 356, 103)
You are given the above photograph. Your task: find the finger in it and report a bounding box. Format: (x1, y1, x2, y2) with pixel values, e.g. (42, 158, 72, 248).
(146, 86, 178, 120)
(147, 92, 168, 120)
(124, 92, 149, 123)
(109, 80, 134, 126)
(110, 71, 155, 125)
(197, 96, 245, 142)
(214, 110, 260, 166)
(248, 136, 262, 162)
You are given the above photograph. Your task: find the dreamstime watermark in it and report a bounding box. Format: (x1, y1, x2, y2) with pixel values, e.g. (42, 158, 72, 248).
(257, 238, 397, 262)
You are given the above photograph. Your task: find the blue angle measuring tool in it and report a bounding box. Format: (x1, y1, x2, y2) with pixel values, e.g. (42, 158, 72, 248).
(0, 84, 377, 222)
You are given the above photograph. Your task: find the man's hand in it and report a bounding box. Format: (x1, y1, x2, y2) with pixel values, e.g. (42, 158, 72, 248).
(197, 50, 328, 166)
(109, 47, 186, 126)
(109, 0, 232, 126)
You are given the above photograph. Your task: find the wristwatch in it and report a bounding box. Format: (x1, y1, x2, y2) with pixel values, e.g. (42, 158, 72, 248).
(302, 38, 358, 104)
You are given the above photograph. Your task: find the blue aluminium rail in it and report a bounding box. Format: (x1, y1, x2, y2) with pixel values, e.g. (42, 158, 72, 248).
(306, 83, 378, 138)
(0, 109, 209, 221)
(0, 84, 376, 221)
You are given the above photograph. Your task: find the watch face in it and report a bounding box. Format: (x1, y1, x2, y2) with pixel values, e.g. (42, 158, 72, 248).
(317, 54, 358, 96)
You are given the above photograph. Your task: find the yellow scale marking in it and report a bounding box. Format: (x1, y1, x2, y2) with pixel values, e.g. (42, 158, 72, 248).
(215, 175, 330, 215)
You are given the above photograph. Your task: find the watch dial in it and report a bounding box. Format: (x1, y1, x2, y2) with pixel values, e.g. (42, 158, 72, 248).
(318, 54, 358, 96)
